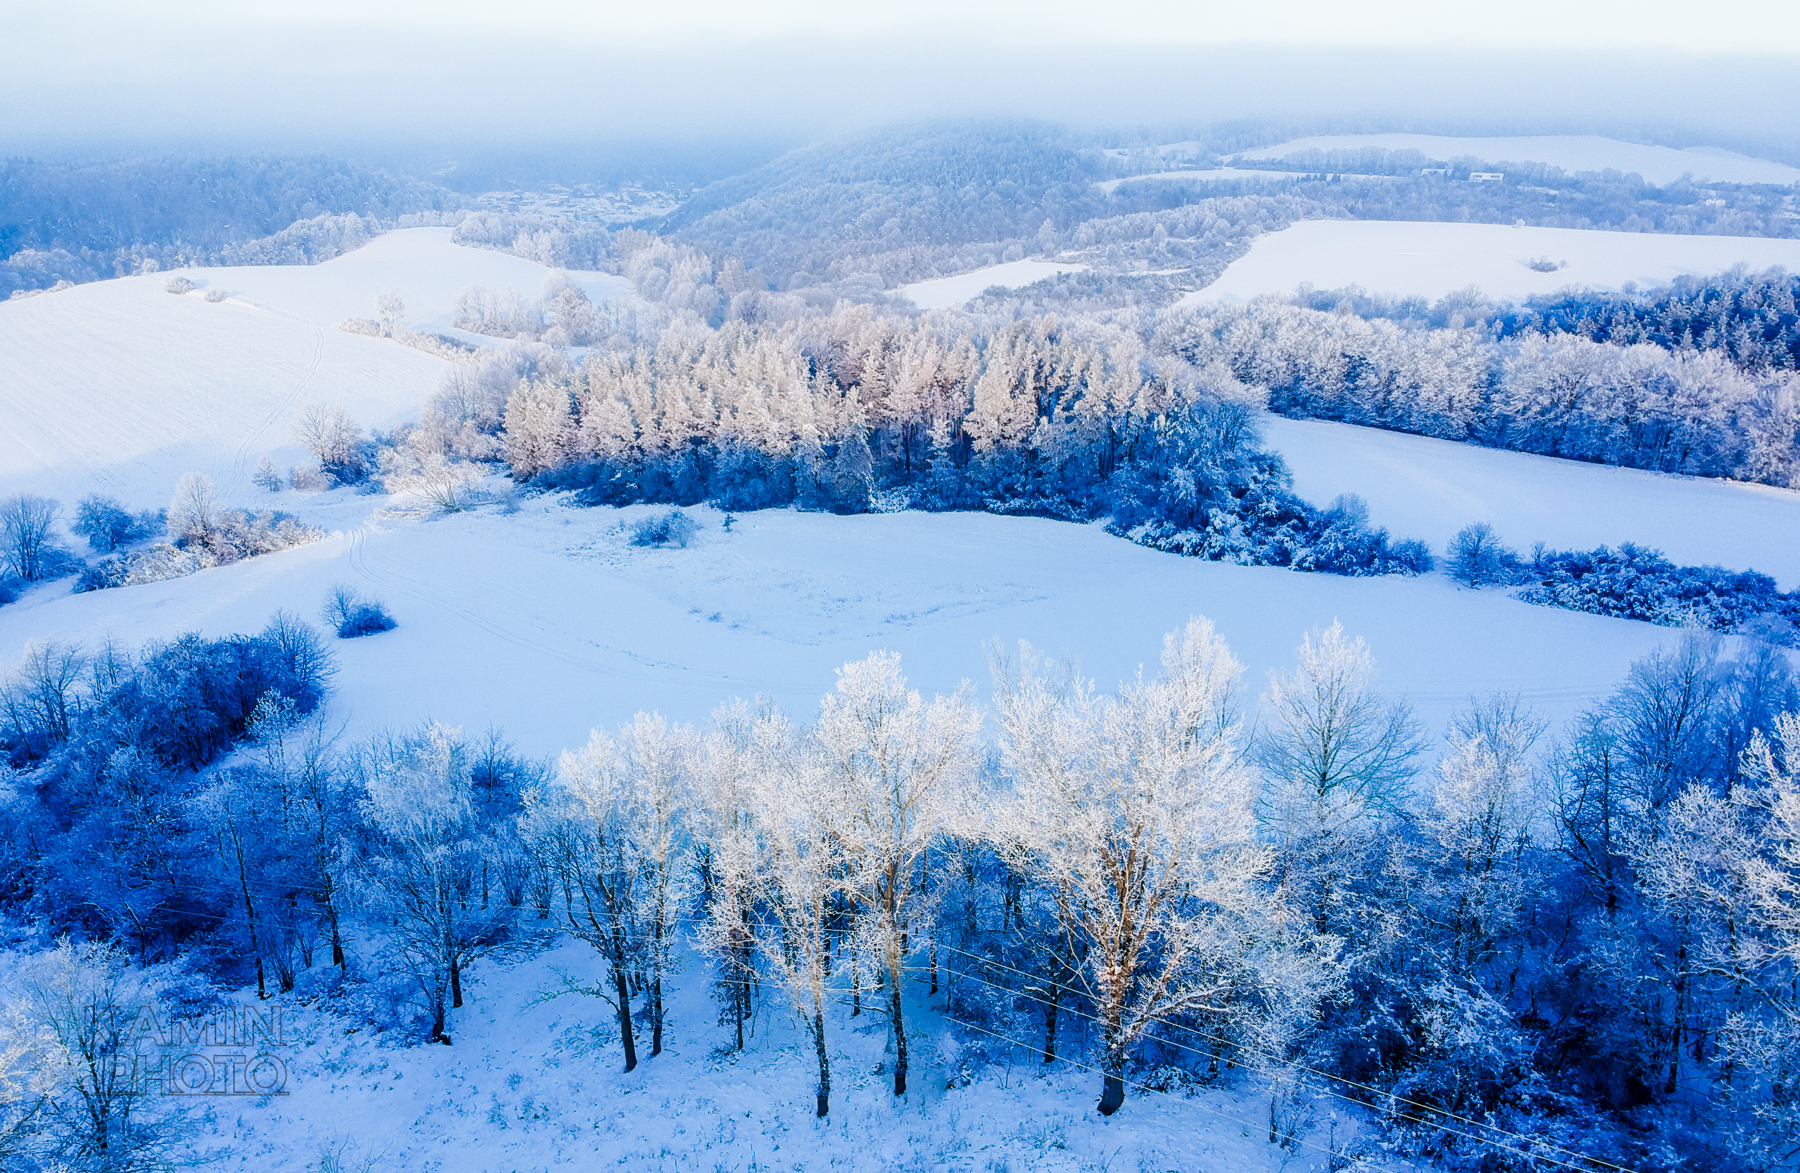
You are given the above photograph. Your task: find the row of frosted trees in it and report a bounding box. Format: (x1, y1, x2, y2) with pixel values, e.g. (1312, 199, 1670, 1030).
(6, 612, 1800, 1167)
(333, 615, 1800, 1171)
(1155, 300, 1800, 486)
(486, 301, 1800, 518)
(352, 620, 1316, 1119)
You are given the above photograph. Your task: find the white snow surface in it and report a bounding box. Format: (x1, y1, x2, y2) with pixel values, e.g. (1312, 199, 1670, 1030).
(1261, 414, 1800, 589)
(0, 496, 1687, 759)
(0, 936, 1376, 1173)
(1176, 219, 1800, 306)
(899, 260, 1089, 309)
(0, 228, 631, 504)
(1237, 134, 1800, 187)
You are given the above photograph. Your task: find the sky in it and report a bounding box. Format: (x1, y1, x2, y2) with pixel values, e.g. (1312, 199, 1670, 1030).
(5, 1, 1800, 166)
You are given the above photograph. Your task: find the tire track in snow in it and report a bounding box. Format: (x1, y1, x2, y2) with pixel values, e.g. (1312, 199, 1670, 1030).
(230, 318, 324, 486)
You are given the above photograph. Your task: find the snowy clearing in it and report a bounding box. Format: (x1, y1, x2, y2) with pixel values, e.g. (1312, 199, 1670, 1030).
(0, 229, 631, 504)
(1261, 414, 1800, 589)
(0, 497, 1683, 760)
(0, 937, 1370, 1173)
(1235, 133, 1800, 186)
(899, 260, 1090, 309)
(1175, 219, 1800, 305)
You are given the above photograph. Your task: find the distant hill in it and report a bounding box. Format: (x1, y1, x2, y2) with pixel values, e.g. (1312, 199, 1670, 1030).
(658, 121, 1106, 284)
(0, 155, 461, 293)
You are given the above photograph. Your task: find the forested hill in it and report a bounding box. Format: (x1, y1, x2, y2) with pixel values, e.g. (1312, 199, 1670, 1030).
(657, 122, 1107, 285)
(0, 154, 458, 258)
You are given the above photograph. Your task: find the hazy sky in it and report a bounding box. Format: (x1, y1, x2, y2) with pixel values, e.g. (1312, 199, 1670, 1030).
(6, 1, 1800, 163)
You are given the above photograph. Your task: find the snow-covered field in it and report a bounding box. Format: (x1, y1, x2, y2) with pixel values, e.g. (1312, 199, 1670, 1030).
(0, 494, 1683, 759)
(0, 229, 632, 503)
(1262, 414, 1800, 588)
(1235, 133, 1800, 186)
(172, 938, 1345, 1173)
(1175, 219, 1800, 305)
(899, 260, 1090, 310)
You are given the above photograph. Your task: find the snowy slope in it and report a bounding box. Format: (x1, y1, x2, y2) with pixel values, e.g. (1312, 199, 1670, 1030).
(1175, 219, 1800, 305)
(899, 260, 1089, 310)
(167, 227, 635, 336)
(0, 229, 631, 505)
(1262, 414, 1800, 589)
(1236, 134, 1800, 187)
(0, 496, 1686, 760)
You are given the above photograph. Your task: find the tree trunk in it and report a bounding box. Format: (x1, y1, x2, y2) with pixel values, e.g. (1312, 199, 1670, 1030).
(613, 961, 638, 1073)
(651, 971, 664, 1058)
(1041, 988, 1059, 1063)
(1098, 1018, 1126, 1115)
(449, 922, 464, 1010)
(1098, 1069, 1126, 1116)
(813, 1007, 831, 1117)
(889, 966, 908, 1096)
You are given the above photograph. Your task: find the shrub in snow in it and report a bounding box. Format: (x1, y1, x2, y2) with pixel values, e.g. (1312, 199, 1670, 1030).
(1447, 522, 1530, 587)
(291, 401, 370, 485)
(338, 317, 382, 336)
(203, 287, 228, 302)
(1519, 542, 1800, 641)
(163, 275, 194, 294)
(0, 493, 68, 581)
(629, 510, 699, 548)
(252, 457, 283, 492)
(289, 464, 331, 492)
(75, 476, 320, 592)
(72, 494, 161, 553)
(379, 445, 486, 513)
(322, 583, 396, 639)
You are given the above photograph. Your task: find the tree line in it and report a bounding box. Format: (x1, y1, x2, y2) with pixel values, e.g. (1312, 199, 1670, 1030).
(2, 614, 1797, 1171)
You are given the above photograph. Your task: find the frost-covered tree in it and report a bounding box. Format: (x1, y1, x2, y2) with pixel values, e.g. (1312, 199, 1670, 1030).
(0, 494, 60, 581)
(375, 291, 404, 337)
(23, 939, 179, 1172)
(354, 723, 509, 1042)
(290, 402, 366, 483)
(165, 473, 219, 549)
(813, 652, 979, 1095)
(990, 618, 1277, 1115)
(741, 711, 845, 1116)
(532, 717, 694, 1072)
(691, 702, 764, 1053)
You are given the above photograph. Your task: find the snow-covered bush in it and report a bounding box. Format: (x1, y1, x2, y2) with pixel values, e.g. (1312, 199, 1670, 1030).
(71, 494, 160, 553)
(291, 401, 370, 485)
(203, 287, 228, 303)
(629, 510, 698, 548)
(321, 583, 396, 639)
(1446, 522, 1531, 587)
(162, 275, 194, 294)
(0, 494, 67, 582)
(74, 476, 319, 592)
(1519, 542, 1800, 641)
(253, 456, 283, 492)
